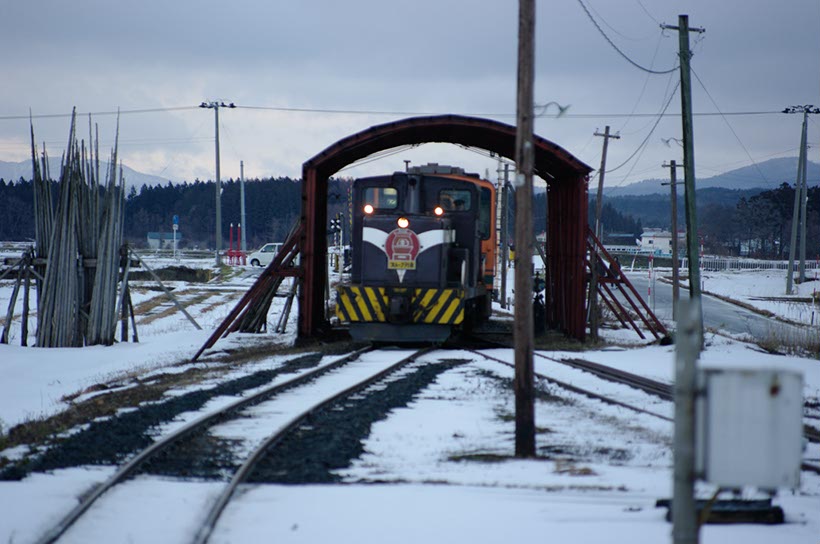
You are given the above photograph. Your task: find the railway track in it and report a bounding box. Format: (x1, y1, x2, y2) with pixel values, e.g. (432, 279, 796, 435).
(472, 340, 820, 475)
(536, 352, 820, 453)
(35, 345, 436, 544)
(26, 340, 820, 541)
(549, 356, 673, 399)
(470, 349, 672, 422)
(540, 352, 820, 474)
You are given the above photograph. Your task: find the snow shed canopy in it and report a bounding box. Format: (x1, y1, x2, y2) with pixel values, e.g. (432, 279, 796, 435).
(298, 115, 593, 339)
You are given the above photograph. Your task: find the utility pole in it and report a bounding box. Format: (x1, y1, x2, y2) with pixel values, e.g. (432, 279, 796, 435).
(673, 298, 702, 544)
(240, 160, 247, 253)
(200, 100, 236, 266)
(784, 105, 819, 292)
(514, 0, 536, 458)
(662, 15, 705, 348)
(663, 160, 684, 320)
(501, 163, 511, 310)
(593, 126, 620, 239)
(662, 15, 704, 544)
(590, 126, 620, 340)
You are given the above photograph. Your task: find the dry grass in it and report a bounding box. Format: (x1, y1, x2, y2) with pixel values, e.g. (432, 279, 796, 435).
(754, 323, 820, 357)
(199, 291, 243, 315)
(136, 289, 213, 326)
(0, 335, 331, 455)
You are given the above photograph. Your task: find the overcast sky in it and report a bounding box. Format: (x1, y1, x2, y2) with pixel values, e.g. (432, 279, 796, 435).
(1, 0, 818, 188)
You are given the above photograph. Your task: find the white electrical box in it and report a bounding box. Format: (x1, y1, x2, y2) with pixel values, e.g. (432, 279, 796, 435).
(696, 368, 803, 490)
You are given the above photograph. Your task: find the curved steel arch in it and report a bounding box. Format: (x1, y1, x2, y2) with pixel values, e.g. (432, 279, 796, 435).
(299, 115, 592, 339)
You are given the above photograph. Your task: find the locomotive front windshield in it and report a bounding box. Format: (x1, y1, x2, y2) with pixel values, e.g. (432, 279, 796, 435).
(362, 187, 399, 210)
(438, 189, 471, 211)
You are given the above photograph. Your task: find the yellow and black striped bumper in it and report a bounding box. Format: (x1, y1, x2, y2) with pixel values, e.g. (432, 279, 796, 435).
(336, 286, 464, 325)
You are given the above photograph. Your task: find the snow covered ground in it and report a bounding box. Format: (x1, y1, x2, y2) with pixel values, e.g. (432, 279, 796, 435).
(1, 252, 819, 543)
(699, 268, 820, 326)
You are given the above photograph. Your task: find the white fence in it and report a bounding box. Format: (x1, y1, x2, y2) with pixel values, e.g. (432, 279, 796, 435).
(683, 257, 820, 272)
(604, 246, 820, 272)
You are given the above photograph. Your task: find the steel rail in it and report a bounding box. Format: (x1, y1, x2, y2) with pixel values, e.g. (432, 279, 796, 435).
(549, 355, 673, 400)
(33, 345, 374, 544)
(477, 346, 820, 475)
(469, 349, 672, 422)
(192, 346, 434, 544)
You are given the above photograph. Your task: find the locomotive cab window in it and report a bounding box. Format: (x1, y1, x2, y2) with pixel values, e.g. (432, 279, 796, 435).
(439, 189, 471, 211)
(362, 187, 398, 210)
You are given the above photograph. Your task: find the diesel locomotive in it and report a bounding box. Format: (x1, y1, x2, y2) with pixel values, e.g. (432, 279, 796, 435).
(335, 164, 496, 342)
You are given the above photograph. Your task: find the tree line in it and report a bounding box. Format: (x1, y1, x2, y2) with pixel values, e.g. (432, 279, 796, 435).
(0, 176, 351, 250)
(1, 175, 814, 259)
(605, 183, 819, 258)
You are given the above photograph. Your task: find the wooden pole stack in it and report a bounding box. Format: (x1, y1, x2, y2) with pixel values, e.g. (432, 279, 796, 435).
(27, 109, 130, 348)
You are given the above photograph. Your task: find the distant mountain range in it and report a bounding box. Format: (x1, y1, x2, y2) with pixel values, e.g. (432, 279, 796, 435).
(0, 158, 173, 188)
(2, 156, 817, 195)
(605, 157, 819, 197)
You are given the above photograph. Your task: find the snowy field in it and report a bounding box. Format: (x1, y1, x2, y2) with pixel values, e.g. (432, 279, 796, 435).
(699, 268, 820, 326)
(0, 250, 819, 543)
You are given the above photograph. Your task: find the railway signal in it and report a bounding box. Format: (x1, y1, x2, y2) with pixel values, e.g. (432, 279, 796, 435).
(330, 216, 342, 233)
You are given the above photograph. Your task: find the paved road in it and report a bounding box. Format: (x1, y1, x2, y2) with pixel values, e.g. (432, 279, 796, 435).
(625, 272, 806, 338)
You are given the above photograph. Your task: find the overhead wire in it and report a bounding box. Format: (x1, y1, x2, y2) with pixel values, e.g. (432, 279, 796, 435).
(575, 0, 678, 75)
(617, 32, 671, 136)
(635, 0, 662, 26)
(337, 145, 418, 172)
(604, 80, 680, 177)
(691, 67, 770, 185)
(0, 103, 785, 122)
(699, 146, 803, 174)
(0, 105, 199, 121)
(584, 0, 653, 41)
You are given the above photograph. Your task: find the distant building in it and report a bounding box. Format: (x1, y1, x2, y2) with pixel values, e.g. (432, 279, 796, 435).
(147, 231, 182, 249)
(639, 228, 684, 255)
(603, 232, 639, 246)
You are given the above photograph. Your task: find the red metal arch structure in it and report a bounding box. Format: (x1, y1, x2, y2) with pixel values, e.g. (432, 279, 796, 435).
(299, 115, 592, 340)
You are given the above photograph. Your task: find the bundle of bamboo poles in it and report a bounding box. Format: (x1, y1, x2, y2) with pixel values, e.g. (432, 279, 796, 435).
(32, 110, 127, 347)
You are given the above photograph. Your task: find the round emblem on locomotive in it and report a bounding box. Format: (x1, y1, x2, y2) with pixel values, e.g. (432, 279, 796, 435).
(385, 228, 419, 270)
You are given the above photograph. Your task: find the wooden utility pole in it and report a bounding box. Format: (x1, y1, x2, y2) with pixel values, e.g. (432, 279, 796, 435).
(783, 106, 819, 291)
(798, 131, 808, 283)
(514, 0, 536, 458)
(214, 105, 222, 266)
(590, 126, 620, 340)
(663, 15, 705, 347)
(200, 100, 236, 266)
(663, 160, 683, 320)
(673, 298, 702, 544)
(500, 163, 511, 309)
(240, 160, 247, 252)
(593, 127, 619, 239)
(662, 18, 705, 543)
(786, 111, 806, 294)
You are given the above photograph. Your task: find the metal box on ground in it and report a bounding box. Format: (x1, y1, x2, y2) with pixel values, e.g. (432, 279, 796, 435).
(696, 368, 803, 490)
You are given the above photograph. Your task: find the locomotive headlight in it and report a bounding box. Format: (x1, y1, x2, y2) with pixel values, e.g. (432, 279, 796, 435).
(397, 217, 410, 229)
(363, 204, 374, 214)
(433, 206, 444, 216)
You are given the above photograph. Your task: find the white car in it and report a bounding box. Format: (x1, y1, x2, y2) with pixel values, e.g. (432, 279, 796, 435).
(248, 242, 282, 267)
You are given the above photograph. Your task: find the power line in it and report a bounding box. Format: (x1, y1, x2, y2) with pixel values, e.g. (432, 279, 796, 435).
(584, 0, 652, 41)
(0, 106, 199, 120)
(616, 34, 670, 136)
(0, 104, 785, 122)
(605, 80, 681, 176)
(635, 0, 662, 26)
(691, 67, 770, 185)
(337, 145, 418, 172)
(575, 0, 678, 74)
